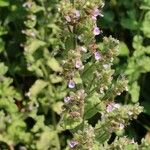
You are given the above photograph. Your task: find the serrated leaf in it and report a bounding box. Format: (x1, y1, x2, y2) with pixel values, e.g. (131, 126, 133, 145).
(50, 74, 62, 83)
(132, 35, 143, 50)
(94, 121, 111, 143)
(47, 57, 63, 72)
(26, 39, 46, 53)
(62, 114, 82, 129)
(82, 63, 96, 85)
(129, 82, 140, 103)
(36, 129, 57, 150)
(84, 92, 102, 119)
(29, 80, 48, 97)
(141, 11, 150, 38)
(52, 102, 63, 115)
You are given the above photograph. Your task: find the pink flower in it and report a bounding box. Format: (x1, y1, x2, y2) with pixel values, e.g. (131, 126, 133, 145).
(106, 103, 121, 113)
(106, 104, 114, 113)
(94, 51, 101, 60)
(65, 15, 71, 22)
(92, 7, 104, 20)
(93, 26, 101, 35)
(68, 80, 75, 88)
(92, 8, 100, 17)
(75, 10, 80, 18)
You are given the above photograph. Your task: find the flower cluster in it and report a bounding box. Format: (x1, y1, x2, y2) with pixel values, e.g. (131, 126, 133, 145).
(58, 0, 143, 149)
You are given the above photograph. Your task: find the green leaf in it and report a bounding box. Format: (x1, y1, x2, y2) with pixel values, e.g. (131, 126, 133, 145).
(121, 18, 138, 30)
(0, 0, 9, 7)
(49, 74, 63, 84)
(36, 129, 57, 150)
(141, 102, 150, 115)
(141, 11, 150, 38)
(94, 121, 111, 143)
(119, 42, 129, 56)
(62, 114, 82, 129)
(52, 102, 63, 115)
(129, 82, 140, 103)
(29, 80, 48, 97)
(132, 35, 143, 50)
(0, 63, 8, 75)
(0, 38, 4, 53)
(100, 11, 115, 28)
(73, 72, 82, 84)
(26, 39, 46, 53)
(65, 34, 75, 50)
(82, 63, 96, 85)
(84, 92, 102, 119)
(47, 57, 63, 72)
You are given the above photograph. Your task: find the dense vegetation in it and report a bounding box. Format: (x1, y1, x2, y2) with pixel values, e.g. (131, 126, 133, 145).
(0, 0, 149, 149)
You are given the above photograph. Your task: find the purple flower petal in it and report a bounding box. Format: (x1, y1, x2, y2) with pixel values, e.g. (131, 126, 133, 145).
(92, 16, 97, 20)
(69, 140, 78, 148)
(94, 51, 101, 60)
(93, 26, 101, 35)
(106, 104, 114, 113)
(64, 96, 71, 103)
(68, 80, 75, 88)
(75, 60, 83, 69)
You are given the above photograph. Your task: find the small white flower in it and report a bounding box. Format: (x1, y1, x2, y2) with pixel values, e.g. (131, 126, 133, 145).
(119, 123, 124, 130)
(103, 64, 110, 69)
(81, 46, 87, 52)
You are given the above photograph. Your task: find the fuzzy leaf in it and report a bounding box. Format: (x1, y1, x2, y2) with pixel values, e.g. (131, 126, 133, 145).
(84, 92, 102, 119)
(29, 80, 48, 97)
(129, 82, 140, 103)
(47, 57, 63, 72)
(26, 39, 46, 53)
(141, 11, 150, 38)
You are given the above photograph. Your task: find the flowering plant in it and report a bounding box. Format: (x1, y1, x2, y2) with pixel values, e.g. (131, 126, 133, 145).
(0, 0, 147, 149)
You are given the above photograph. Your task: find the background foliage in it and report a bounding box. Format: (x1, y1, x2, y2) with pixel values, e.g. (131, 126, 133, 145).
(0, 0, 150, 149)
